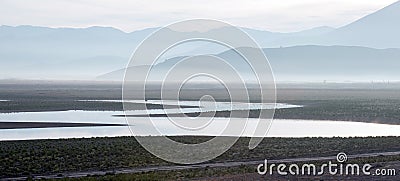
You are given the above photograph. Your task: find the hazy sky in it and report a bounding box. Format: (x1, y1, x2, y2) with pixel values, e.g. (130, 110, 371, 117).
(0, 0, 398, 32)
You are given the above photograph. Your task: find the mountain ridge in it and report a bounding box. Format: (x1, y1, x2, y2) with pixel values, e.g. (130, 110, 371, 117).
(1, 0, 400, 80)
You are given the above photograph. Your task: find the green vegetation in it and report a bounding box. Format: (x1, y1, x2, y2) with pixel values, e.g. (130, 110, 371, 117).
(64, 155, 400, 181)
(1, 136, 400, 178)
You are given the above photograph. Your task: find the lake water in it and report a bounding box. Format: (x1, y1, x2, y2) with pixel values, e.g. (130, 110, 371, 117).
(0, 101, 399, 140)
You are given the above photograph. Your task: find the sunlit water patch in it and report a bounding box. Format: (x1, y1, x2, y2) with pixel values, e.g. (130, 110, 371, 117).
(80, 100, 302, 115)
(0, 112, 400, 140)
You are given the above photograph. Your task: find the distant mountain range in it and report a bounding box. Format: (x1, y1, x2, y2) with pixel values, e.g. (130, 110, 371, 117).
(1, 0, 399, 81)
(99, 45, 400, 82)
